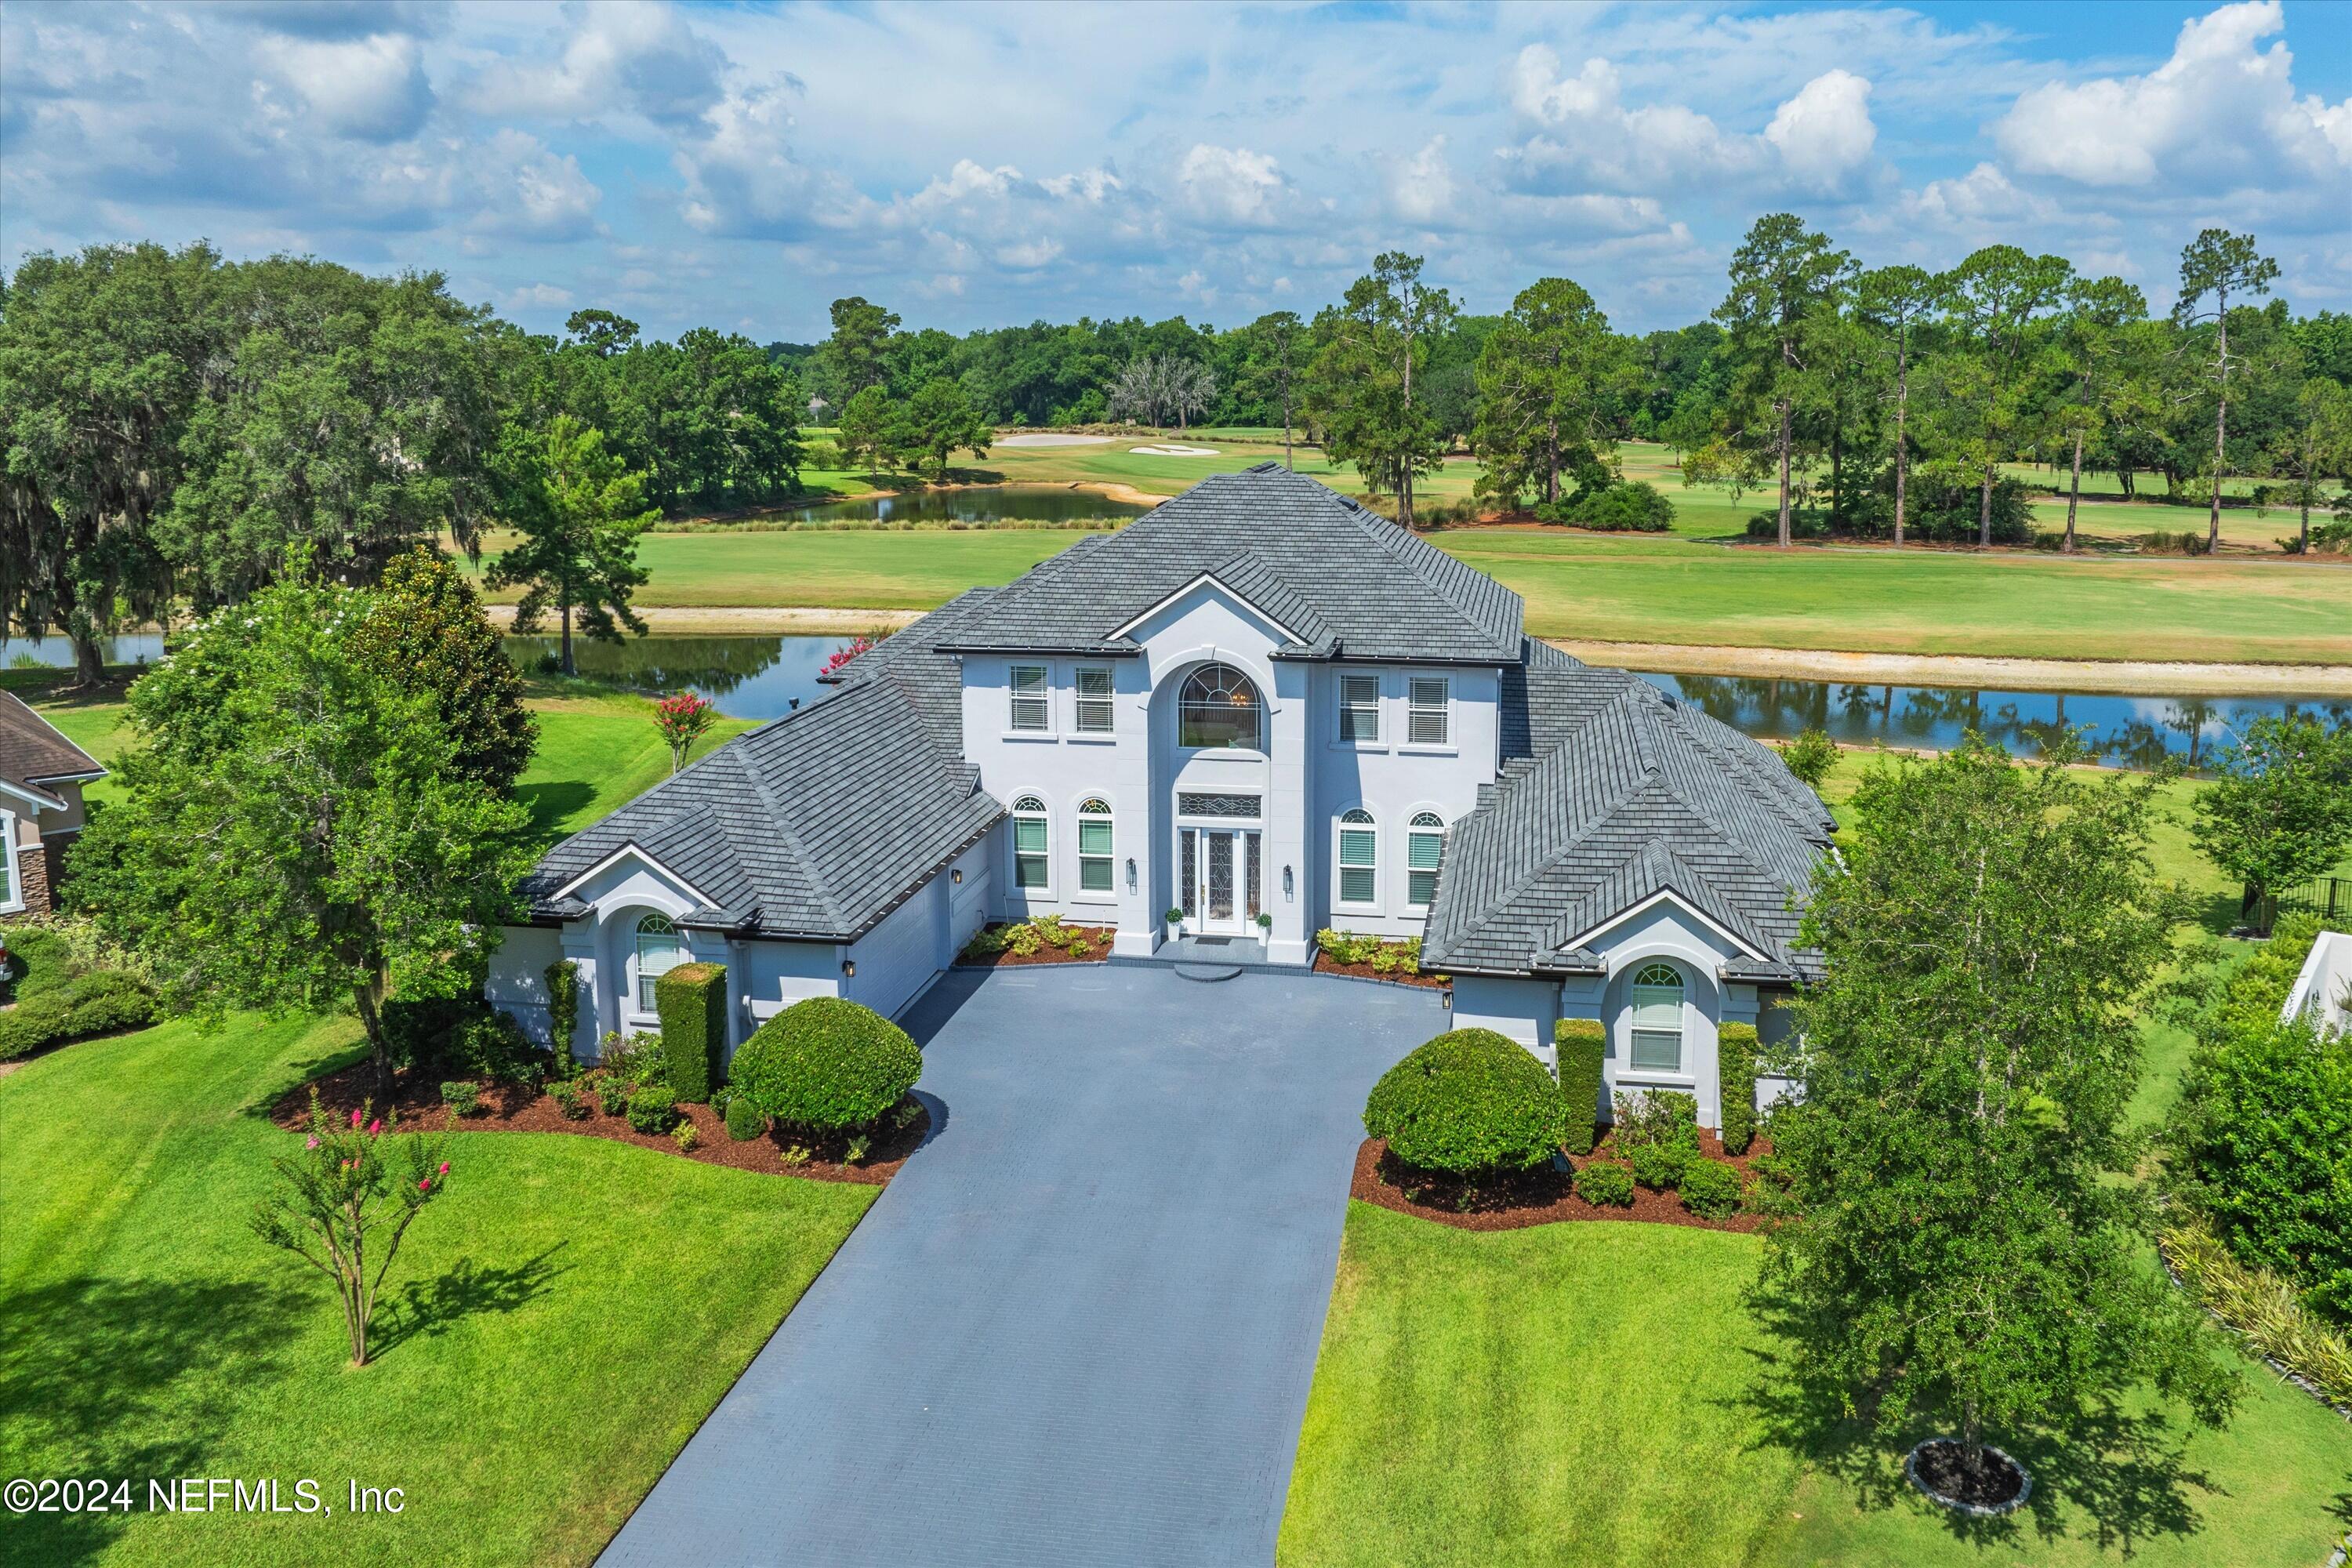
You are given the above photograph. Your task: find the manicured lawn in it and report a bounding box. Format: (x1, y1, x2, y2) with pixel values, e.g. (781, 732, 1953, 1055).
(0, 1011, 874, 1567)
(1283, 1204, 2351, 1568)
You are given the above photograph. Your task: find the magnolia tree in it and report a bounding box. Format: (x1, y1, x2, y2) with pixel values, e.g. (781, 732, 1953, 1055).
(252, 1092, 452, 1367)
(654, 691, 718, 775)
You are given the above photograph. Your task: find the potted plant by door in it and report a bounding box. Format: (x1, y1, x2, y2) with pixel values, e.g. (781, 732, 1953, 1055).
(1164, 907, 1185, 942)
(1255, 913, 1274, 939)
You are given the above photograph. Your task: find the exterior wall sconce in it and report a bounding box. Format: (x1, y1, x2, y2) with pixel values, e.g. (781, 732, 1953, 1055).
(1440, 990, 1453, 1011)
(1283, 865, 1294, 898)
(840, 958, 856, 978)
(952, 868, 962, 885)
(1125, 857, 1137, 892)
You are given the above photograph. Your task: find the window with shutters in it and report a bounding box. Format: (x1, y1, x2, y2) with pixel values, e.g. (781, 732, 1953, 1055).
(1337, 809, 1378, 907)
(1076, 798, 1114, 894)
(1406, 811, 1445, 909)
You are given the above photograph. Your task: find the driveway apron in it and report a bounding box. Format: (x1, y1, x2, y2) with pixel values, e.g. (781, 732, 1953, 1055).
(598, 964, 1443, 1567)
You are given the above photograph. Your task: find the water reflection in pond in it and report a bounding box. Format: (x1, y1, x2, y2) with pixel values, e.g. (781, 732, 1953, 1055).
(505, 632, 2349, 771)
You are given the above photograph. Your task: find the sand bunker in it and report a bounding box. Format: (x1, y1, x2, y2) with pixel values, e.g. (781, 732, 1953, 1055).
(1129, 444, 1220, 456)
(994, 433, 1113, 448)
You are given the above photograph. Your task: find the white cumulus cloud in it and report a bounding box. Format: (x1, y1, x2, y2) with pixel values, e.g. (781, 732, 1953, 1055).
(260, 31, 434, 142)
(1177, 143, 1288, 227)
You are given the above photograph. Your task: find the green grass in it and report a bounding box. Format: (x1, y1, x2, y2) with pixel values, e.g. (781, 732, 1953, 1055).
(0, 1011, 873, 1567)
(1283, 1204, 2352, 1568)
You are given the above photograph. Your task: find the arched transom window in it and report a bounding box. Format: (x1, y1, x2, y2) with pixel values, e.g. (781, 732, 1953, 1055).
(634, 913, 683, 1011)
(1337, 808, 1377, 906)
(1178, 662, 1263, 751)
(1629, 962, 1685, 1072)
(1406, 811, 1446, 909)
(1012, 795, 1050, 890)
(1076, 797, 1114, 893)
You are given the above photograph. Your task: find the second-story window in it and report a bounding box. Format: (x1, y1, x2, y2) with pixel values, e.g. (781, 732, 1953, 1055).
(1407, 677, 1450, 745)
(1075, 667, 1114, 734)
(1010, 665, 1050, 731)
(1338, 673, 1381, 742)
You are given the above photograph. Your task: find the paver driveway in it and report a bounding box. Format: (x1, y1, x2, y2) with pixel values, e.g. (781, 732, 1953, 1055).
(599, 964, 1443, 1567)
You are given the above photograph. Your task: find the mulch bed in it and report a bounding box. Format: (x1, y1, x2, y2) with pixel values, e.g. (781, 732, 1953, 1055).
(1310, 953, 1450, 989)
(953, 924, 1115, 970)
(1351, 1127, 1772, 1233)
(272, 1062, 927, 1186)
(1909, 1439, 2028, 1512)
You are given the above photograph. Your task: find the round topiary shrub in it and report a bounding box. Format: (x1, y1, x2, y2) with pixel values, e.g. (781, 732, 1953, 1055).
(1363, 1028, 1565, 1174)
(1573, 1160, 1636, 1207)
(724, 1094, 765, 1142)
(625, 1083, 680, 1135)
(1677, 1157, 1743, 1221)
(729, 996, 922, 1132)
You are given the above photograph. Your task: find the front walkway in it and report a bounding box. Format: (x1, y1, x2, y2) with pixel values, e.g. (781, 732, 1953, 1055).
(598, 965, 1443, 1567)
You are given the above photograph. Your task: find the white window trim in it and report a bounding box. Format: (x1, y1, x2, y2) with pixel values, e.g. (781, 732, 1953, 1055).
(1008, 664, 1053, 736)
(1335, 671, 1383, 749)
(0, 810, 21, 914)
(1010, 795, 1054, 896)
(1404, 811, 1446, 912)
(1403, 675, 1454, 752)
(1627, 961, 1687, 1075)
(1072, 666, 1116, 741)
(1073, 797, 1116, 904)
(1176, 662, 1266, 754)
(631, 913, 685, 1018)
(1334, 808, 1381, 913)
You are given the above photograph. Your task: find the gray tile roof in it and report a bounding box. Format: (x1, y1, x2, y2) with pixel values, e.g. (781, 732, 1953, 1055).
(1422, 644, 1835, 982)
(521, 646, 1002, 941)
(933, 466, 1523, 664)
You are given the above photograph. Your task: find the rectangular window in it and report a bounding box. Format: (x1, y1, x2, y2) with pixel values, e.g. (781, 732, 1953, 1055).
(1014, 815, 1049, 887)
(1074, 667, 1113, 734)
(1077, 816, 1113, 892)
(1010, 665, 1049, 732)
(1339, 826, 1377, 905)
(1406, 832, 1442, 909)
(1338, 673, 1381, 742)
(1407, 677, 1450, 745)
(1629, 1029, 1682, 1072)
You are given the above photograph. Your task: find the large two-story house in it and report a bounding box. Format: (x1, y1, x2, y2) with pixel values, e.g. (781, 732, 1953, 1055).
(491, 466, 1834, 1129)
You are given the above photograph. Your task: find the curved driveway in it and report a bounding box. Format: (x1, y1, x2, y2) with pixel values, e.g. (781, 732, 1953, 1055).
(600, 964, 1443, 1567)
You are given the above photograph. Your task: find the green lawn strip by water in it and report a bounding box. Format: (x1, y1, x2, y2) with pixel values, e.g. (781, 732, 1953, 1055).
(1282, 1204, 2350, 1568)
(0, 1011, 874, 1568)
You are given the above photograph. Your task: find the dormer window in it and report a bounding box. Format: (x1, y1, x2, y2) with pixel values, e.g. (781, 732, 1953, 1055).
(1178, 663, 1262, 751)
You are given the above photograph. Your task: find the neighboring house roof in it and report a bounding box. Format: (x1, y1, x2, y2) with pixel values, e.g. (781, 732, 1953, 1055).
(0, 691, 106, 812)
(521, 670, 1002, 942)
(1421, 641, 1836, 982)
(931, 464, 1524, 665)
(2283, 929, 2352, 1039)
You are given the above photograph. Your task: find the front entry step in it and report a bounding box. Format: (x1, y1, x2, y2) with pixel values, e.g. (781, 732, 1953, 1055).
(1173, 960, 1244, 982)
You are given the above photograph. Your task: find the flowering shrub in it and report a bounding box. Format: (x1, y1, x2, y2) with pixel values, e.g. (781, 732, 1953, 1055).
(1316, 930, 1423, 974)
(654, 691, 718, 775)
(820, 634, 881, 676)
(250, 1091, 452, 1367)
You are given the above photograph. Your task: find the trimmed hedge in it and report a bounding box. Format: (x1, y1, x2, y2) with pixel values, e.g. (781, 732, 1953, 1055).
(1719, 1021, 1759, 1155)
(1679, 1158, 1743, 1220)
(1628, 1141, 1691, 1191)
(729, 996, 922, 1132)
(1574, 1160, 1635, 1207)
(0, 967, 158, 1059)
(626, 1083, 681, 1135)
(1363, 1028, 1565, 1174)
(724, 1094, 765, 1142)
(656, 961, 728, 1103)
(544, 958, 581, 1069)
(1555, 1018, 1606, 1155)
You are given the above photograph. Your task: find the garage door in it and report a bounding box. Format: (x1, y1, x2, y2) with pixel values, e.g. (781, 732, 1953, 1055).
(848, 878, 946, 1021)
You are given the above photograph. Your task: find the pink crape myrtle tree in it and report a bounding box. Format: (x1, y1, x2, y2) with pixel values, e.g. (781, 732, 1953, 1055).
(251, 1091, 452, 1367)
(654, 691, 718, 775)
(821, 635, 878, 677)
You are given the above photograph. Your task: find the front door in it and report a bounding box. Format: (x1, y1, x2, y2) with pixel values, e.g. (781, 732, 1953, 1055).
(1180, 826, 1261, 937)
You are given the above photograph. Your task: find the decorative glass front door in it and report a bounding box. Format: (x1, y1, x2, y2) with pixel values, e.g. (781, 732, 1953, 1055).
(1180, 826, 1259, 935)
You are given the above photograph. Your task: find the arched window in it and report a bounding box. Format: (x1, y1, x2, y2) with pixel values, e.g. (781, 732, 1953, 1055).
(1011, 795, 1050, 891)
(1629, 962, 1685, 1072)
(634, 913, 683, 1011)
(1337, 808, 1377, 906)
(1076, 797, 1114, 893)
(1178, 662, 1263, 750)
(1406, 811, 1446, 909)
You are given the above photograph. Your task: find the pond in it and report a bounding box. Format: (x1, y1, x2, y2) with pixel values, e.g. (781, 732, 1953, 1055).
(503, 633, 2350, 771)
(771, 484, 1149, 526)
(3, 632, 168, 671)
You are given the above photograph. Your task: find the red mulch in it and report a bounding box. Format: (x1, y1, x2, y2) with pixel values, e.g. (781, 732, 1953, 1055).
(953, 924, 1116, 970)
(271, 1062, 927, 1185)
(1350, 1128, 1773, 1233)
(1310, 953, 1450, 989)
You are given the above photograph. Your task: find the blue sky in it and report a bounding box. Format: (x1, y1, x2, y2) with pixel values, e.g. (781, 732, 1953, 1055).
(3, 1, 2347, 340)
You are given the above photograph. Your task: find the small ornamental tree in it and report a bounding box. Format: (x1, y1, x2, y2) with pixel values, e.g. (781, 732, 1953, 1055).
(654, 691, 718, 775)
(1761, 740, 2238, 1468)
(251, 1092, 452, 1367)
(2190, 716, 2352, 931)
(1779, 729, 1838, 790)
(347, 549, 539, 795)
(821, 635, 879, 677)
